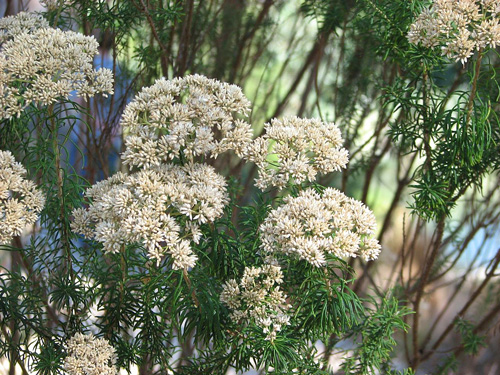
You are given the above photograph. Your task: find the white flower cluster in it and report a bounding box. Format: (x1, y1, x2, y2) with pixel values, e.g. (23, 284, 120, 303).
(0, 14, 114, 119)
(0, 150, 45, 245)
(64, 333, 117, 375)
(260, 188, 381, 267)
(220, 265, 290, 342)
(243, 116, 348, 190)
(121, 74, 253, 168)
(408, 0, 500, 64)
(0, 12, 49, 43)
(71, 163, 228, 268)
(72, 75, 249, 269)
(40, 0, 65, 11)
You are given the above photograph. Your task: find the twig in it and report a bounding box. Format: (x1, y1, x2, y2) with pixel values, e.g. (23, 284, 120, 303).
(410, 216, 445, 369)
(420, 248, 500, 363)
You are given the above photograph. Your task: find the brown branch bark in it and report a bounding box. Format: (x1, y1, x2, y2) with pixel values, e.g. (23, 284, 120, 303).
(229, 0, 275, 83)
(131, 0, 171, 77)
(174, 0, 195, 77)
(269, 32, 329, 120)
(410, 216, 446, 369)
(419, 248, 500, 364)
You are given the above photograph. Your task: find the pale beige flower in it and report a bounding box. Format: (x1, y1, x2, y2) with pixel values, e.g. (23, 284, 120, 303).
(0, 150, 45, 245)
(121, 75, 252, 168)
(360, 237, 382, 261)
(71, 163, 228, 269)
(0, 12, 49, 43)
(40, 0, 66, 11)
(220, 265, 290, 342)
(473, 18, 500, 49)
(408, 0, 500, 64)
(482, 0, 500, 16)
(244, 116, 348, 190)
(64, 333, 117, 375)
(407, 8, 441, 47)
(441, 28, 476, 64)
(0, 27, 113, 118)
(259, 188, 380, 267)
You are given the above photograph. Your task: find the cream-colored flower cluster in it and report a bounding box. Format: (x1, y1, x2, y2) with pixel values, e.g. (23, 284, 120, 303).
(121, 74, 253, 168)
(0, 14, 114, 119)
(40, 0, 65, 11)
(64, 333, 117, 375)
(220, 265, 290, 342)
(408, 0, 500, 64)
(0, 150, 45, 245)
(243, 116, 349, 190)
(72, 75, 250, 268)
(0, 12, 49, 42)
(259, 188, 381, 267)
(71, 163, 228, 268)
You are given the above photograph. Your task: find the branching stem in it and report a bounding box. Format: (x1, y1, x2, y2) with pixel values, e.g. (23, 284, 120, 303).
(183, 268, 200, 309)
(410, 216, 445, 369)
(465, 49, 484, 130)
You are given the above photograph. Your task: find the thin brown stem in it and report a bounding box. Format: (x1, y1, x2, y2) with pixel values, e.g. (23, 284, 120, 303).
(183, 268, 199, 309)
(269, 32, 328, 120)
(132, 0, 171, 77)
(420, 248, 500, 363)
(229, 0, 274, 83)
(465, 49, 484, 130)
(410, 216, 445, 369)
(2, 325, 29, 375)
(175, 0, 195, 77)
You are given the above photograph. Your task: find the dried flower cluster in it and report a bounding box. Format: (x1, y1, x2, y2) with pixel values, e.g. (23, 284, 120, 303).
(220, 265, 290, 342)
(260, 188, 381, 267)
(121, 74, 253, 168)
(243, 116, 349, 190)
(71, 163, 228, 268)
(64, 333, 117, 375)
(0, 150, 45, 245)
(408, 0, 500, 64)
(0, 11, 49, 43)
(0, 14, 113, 119)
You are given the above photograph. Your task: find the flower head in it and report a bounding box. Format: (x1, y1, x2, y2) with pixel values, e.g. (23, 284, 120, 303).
(64, 333, 117, 375)
(0, 12, 49, 43)
(121, 74, 252, 168)
(408, 0, 500, 64)
(243, 116, 348, 190)
(71, 163, 228, 268)
(259, 188, 381, 267)
(0, 27, 113, 119)
(220, 265, 290, 342)
(0, 150, 45, 245)
(40, 0, 66, 11)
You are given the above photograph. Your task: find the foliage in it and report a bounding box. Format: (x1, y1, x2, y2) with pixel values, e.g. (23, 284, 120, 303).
(341, 295, 412, 374)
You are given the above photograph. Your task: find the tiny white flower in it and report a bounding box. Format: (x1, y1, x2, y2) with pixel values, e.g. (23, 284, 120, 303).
(0, 150, 45, 244)
(220, 265, 290, 343)
(64, 333, 117, 375)
(259, 187, 381, 267)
